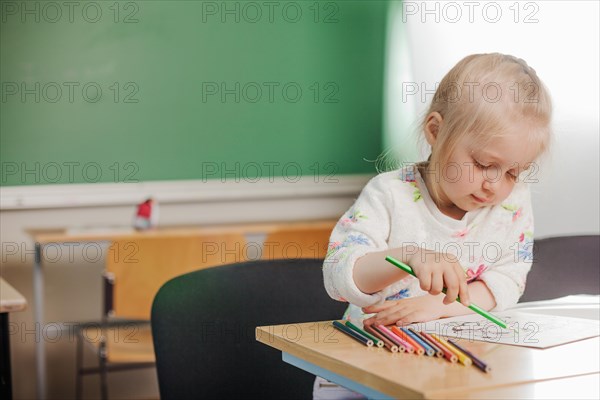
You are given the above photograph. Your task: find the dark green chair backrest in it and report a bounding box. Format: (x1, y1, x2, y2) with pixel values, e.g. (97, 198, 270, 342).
(151, 258, 347, 399)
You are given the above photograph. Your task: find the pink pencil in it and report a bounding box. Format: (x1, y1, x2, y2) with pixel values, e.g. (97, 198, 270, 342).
(376, 325, 414, 353)
(391, 326, 425, 356)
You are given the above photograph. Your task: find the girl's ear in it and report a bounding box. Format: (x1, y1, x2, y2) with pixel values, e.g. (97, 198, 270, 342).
(424, 112, 443, 146)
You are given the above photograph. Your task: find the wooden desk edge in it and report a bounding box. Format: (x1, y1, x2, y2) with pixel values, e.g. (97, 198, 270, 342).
(255, 322, 424, 399)
(26, 219, 338, 243)
(0, 301, 27, 313)
(0, 279, 27, 313)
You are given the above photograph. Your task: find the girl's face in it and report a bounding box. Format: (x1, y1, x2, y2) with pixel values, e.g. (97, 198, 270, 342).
(433, 128, 539, 217)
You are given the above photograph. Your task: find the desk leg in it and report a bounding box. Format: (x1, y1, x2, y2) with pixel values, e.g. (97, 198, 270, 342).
(33, 243, 46, 400)
(1, 313, 13, 400)
(282, 353, 393, 400)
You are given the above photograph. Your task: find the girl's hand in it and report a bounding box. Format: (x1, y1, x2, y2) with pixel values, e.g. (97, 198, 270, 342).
(402, 247, 470, 306)
(362, 295, 446, 326)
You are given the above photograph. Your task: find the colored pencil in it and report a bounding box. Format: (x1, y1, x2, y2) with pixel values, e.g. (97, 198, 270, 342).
(421, 332, 457, 363)
(431, 334, 472, 366)
(377, 325, 412, 353)
(408, 328, 444, 358)
(399, 327, 435, 357)
(385, 256, 508, 329)
(448, 339, 492, 373)
(438, 336, 473, 367)
(390, 326, 424, 355)
(332, 321, 373, 347)
(345, 321, 384, 348)
(364, 324, 399, 353)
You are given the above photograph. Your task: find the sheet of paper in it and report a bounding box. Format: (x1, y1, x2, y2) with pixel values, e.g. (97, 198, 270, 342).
(407, 311, 600, 349)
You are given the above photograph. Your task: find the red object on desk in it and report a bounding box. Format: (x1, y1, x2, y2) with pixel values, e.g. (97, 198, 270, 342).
(133, 198, 158, 230)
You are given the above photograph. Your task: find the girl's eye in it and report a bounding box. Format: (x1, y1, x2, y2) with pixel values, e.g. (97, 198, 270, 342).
(474, 159, 488, 169)
(507, 172, 518, 180)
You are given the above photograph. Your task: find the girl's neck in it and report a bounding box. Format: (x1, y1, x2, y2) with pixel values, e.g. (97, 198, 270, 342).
(416, 161, 467, 221)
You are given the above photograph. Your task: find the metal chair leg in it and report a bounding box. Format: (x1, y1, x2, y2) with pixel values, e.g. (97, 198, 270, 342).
(99, 338, 108, 400)
(75, 328, 83, 400)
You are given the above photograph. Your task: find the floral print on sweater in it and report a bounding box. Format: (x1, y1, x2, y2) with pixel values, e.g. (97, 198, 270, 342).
(323, 165, 536, 313)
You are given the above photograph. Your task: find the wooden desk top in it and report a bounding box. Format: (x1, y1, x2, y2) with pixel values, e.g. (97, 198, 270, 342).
(26, 219, 337, 244)
(443, 373, 599, 400)
(256, 320, 600, 399)
(0, 278, 27, 313)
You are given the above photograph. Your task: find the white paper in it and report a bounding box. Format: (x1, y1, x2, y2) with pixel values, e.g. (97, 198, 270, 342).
(407, 311, 600, 349)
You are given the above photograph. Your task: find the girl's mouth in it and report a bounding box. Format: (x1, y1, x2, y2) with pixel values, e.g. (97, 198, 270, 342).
(472, 194, 489, 203)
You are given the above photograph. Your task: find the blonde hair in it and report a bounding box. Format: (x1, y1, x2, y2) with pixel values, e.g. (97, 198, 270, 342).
(417, 53, 553, 206)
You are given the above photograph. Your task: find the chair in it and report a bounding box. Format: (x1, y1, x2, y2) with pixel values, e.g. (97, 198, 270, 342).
(75, 274, 155, 400)
(151, 258, 347, 400)
(75, 233, 248, 399)
(520, 235, 600, 302)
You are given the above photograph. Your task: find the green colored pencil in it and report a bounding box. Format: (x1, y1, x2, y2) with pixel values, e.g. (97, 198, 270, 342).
(345, 321, 384, 348)
(385, 256, 507, 329)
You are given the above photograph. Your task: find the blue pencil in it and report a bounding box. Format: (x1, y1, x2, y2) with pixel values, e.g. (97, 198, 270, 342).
(401, 327, 435, 357)
(408, 327, 444, 358)
(332, 321, 373, 347)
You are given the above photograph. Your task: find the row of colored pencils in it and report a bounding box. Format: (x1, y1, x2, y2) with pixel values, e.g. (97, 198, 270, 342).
(332, 320, 491, 373)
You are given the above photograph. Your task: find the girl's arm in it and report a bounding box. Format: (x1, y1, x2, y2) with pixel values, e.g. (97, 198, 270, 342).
(354, 245, 471, 307)
(352, 247, 412, 294)
(323, 174, 394, 307)
(362, 280, 495, 326)
(477, 184, 535, 311)
(434, 280, 496, 316)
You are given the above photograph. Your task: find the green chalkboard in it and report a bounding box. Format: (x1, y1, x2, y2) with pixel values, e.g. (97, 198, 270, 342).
(0, 1, 389, 186)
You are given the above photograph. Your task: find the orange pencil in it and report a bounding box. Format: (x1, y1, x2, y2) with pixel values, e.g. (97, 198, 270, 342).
(421, 332, 457, 363)
(391, 326, 424, 355)
(377, 325, 412, 353)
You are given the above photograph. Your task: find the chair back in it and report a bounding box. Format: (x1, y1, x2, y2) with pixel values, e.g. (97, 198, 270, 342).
(151, 258, 347, 399)
(520, 235, 600, 302)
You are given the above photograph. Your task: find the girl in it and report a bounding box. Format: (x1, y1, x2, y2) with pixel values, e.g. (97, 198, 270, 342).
(315, 52, 552, 398)
(324, 52, 552, 325)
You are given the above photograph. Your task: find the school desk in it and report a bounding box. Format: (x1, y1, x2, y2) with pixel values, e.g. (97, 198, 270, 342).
(256, 317, 600, 399)
(26, 219, 335, 400)
(1, 278, 27, 400)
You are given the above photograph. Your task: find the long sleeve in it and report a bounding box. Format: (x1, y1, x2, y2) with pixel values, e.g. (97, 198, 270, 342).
(323, 174, 393, 307)
(478, 184, 535, 311)
(323, 166, 538, 312)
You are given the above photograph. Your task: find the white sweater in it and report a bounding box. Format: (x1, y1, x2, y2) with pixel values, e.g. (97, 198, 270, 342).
(323, 164, 534, 317)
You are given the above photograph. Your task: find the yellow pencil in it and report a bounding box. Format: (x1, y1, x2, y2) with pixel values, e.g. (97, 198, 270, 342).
(431, 334, 472, 367)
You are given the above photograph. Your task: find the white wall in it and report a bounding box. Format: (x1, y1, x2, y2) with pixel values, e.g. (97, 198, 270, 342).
(385, 0, 600, 237)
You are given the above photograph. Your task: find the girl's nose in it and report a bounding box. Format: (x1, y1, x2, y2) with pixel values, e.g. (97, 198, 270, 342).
(482, 176, 499, 193)
(481, 166, 502, 193)
(482, 180, 492, 191)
